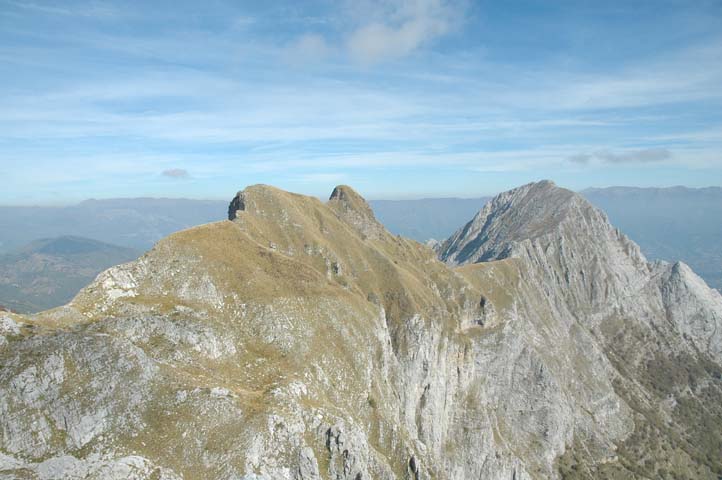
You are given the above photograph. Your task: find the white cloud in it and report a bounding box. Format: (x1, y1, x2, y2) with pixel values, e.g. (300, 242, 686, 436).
(346, 0, 459, 64)
(285, 0, 463, 65)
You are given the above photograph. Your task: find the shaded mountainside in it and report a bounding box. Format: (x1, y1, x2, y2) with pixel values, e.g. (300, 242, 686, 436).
(582, 186, 722, 291)
(1, 182, 721, 479)
(0, 236, 140, 313)
(0, 198, 227, 253)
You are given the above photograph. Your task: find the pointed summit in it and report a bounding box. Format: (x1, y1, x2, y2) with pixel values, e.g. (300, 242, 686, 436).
(438, 180, 654, 312)
(329, 184, 360, 201)
(438, 180, 628, 265)
(328, 185, 373, 215)
(327, 185, 383, 239)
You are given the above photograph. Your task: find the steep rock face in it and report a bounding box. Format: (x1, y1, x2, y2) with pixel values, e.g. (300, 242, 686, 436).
(441, 180, 722, 478)
(440, 180, 722, 362)
(439, 180, 650, 310)
(0, 182, 720, 479)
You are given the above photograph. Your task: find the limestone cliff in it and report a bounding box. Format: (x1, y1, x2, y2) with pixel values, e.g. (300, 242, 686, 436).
(440, 180, 722, 478)
(1, 181, 721, 479)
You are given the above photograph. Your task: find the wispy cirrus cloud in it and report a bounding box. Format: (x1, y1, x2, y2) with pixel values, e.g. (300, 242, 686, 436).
(1, 0, 721, 203)
(1, 0, 122, 18)
(569, 148, 673, 165)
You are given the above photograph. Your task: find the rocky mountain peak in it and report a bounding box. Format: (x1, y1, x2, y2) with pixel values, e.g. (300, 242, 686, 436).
(227, 190, 246, 220)
(327, 185, 384, 239)
(440, 179, 722, 358)
(227, 184, 384, 241)
(440, 180, 654, 313)
(660, 260, 722, 359)
(328, 184, 363, 204)
(227, 184, 285, 220)
(438, 179, 640, 266)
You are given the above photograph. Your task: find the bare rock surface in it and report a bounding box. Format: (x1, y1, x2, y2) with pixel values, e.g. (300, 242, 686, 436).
(1, 181, 721, 479)
(441, 180, 722, 478)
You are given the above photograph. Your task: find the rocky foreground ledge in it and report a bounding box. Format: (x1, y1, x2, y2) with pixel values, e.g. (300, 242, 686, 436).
(1, 181, 721, 479)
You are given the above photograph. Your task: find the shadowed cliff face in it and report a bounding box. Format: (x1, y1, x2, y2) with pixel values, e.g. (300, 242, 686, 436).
(1, 182, 721, 479)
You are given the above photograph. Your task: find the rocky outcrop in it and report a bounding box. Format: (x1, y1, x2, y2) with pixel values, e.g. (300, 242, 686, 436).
(227, 190, 246, 220)
(1, 182, 721, 479)
(327, 185, 385, 240)
(658, 261, 722, 361)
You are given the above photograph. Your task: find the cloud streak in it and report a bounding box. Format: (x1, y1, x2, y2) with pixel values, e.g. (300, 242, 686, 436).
(569, 148, 673, 165)
(162, 168, 189, 179)
(2, 0, 121, 18)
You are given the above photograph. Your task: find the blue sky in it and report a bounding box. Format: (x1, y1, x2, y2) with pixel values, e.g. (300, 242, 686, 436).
(1, 0, 721, 204)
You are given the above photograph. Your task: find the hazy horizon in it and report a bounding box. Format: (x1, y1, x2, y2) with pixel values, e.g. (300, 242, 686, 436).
(1, 182, 722, 207)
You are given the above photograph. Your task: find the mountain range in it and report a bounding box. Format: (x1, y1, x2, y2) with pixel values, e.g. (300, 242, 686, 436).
(0, 187, 722, 312)
(0, 236, 139, 313)
(1, 181, 721, 479)
(0, 198, 227, 253)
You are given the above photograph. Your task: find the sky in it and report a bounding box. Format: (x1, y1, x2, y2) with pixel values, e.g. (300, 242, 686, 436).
(0, 0, 721, 204)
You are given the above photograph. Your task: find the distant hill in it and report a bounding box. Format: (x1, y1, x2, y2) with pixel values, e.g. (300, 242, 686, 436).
(0, 236, 140, 313)
(369, 197, 491, 242)
(0, 198, 227, 253)
(582, 186, 722, 291)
